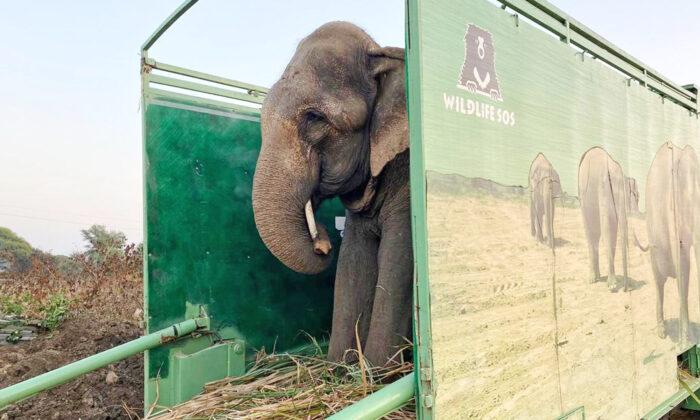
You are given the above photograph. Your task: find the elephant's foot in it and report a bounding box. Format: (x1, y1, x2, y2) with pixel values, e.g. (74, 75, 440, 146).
(657, 322, 667, 339)
(607, 276, 618, 293)
(588, 268, 600, 284)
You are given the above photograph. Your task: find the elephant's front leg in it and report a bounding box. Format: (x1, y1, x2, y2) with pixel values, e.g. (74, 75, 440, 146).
(529, 194, 537, 237)
(546, 195, 555, 249)
(364, 207, 413, 366)
(535, 196, 545, 244)
(605, 212, 619, 292)
(327, 211, 379, 362)
(651, 262, 667, 338)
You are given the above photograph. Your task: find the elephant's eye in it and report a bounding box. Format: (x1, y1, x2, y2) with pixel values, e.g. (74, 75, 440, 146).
(301, 110, 330, 144)
(305, 110, 326, 124)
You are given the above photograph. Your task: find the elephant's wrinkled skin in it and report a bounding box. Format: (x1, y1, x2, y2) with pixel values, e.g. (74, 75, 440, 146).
(578, 147, 638, 292)
(639, 142, 700, 346)
(252, 22, 411, 366)
(529, 153, 561, 249)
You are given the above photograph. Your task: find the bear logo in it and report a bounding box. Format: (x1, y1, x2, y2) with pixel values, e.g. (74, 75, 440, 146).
(457, 24, 503, 102)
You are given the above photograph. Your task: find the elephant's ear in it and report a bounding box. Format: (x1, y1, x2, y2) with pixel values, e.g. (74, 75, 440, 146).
(368, 47, 408, 178)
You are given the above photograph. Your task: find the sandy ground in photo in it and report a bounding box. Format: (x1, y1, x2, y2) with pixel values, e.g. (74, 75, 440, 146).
(427, 174, 698, 419)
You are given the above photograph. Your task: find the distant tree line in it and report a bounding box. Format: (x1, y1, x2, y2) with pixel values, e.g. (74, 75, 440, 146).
(0, 224, 141, 276)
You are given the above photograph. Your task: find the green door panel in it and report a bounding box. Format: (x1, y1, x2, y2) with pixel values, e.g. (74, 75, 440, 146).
(144, 97, 343, 380)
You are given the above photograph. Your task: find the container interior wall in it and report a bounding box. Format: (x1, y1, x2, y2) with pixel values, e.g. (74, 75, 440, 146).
(143, 95, 344, 403)
(409, 0, 700, 418)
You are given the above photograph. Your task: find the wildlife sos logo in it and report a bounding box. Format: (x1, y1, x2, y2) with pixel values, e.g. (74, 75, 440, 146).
(443, 23, 515, 127)
(458, 24, 502, 102)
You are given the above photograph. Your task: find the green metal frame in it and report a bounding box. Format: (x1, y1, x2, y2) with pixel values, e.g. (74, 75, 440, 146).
(555, 406, 585, 420)
(642, 377, 700, 419)
(496, 0, 698, 113)
(405, 1, 434, 419)
(0, 316, 208, 409)
(326, 373, 416, 420)
(138, 0, 698, 418)
(140, 1, 271, 412)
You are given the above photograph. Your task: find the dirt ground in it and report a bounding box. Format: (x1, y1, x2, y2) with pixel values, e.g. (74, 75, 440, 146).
(0, 312, 142, 420)
(427, 174, 700, 419)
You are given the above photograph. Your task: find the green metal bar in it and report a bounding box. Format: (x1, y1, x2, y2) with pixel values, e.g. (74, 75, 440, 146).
(555, 406, 585, 420)
(147, 74, 265, 105)
(500, 0, 693, 110)
(497, 0, 697, 112)
(146, 87, 261, 117)
(145, 58, 269, 96)
(642, 376, 700, 419)
(141, 0, 199, 58)
(326, 373, 415, 420)
(0, 318, 205, 409)
(140, 56, 151, 413)
(525, 0, 693, 102)
(406, 1, 435, 418)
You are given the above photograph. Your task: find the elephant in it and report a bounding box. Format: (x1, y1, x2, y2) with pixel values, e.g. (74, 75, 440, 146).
(529, 153, 562, 249)
(251, 22, 411, 366)
(636, 142, 700, 346)
(578, 147, 638, 292)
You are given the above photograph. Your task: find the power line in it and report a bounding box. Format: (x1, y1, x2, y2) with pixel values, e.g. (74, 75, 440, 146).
(0, 204, 140, 224)
(0, 212, 141, 232)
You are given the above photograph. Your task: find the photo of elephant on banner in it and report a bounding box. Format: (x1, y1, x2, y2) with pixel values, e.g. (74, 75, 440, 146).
(529, 153, 562, 249)
(634, 142, 700, 348)
(578, 147, 639, 293)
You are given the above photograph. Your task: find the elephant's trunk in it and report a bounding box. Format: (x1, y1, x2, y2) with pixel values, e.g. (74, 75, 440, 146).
(252, 122, 334, 275)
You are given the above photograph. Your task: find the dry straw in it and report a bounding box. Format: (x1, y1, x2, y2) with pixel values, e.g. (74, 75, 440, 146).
(142, 338, 415, 420)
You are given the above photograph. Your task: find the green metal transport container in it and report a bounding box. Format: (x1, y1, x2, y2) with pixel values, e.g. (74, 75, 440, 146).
(138, 5, 348, 410)
(1, 1, 699, 419)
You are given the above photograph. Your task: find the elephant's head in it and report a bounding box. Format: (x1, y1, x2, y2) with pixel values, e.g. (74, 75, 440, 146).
(252, 22, 407, 274)
(625, 176, 639, 214)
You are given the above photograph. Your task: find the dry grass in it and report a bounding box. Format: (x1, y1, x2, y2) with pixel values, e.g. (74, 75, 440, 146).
(142, 341, 416, 420)
(0, 244, 142, 323)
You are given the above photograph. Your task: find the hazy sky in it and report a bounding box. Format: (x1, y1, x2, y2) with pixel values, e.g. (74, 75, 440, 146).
(0, 1, 697, 255)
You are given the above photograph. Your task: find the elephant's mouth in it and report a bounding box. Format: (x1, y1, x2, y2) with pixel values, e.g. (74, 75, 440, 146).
(304, 199, 332, 255)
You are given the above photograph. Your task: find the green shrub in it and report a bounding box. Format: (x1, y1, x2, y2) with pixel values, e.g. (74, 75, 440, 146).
(0, 295, 23, 316)
(39, 291, 69, 331)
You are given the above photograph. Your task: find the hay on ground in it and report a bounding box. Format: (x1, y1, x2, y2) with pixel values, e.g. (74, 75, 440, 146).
(143, 341, 416, 420)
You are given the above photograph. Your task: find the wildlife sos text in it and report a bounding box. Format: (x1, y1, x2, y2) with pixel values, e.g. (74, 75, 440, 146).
(443, 93, 516, 126)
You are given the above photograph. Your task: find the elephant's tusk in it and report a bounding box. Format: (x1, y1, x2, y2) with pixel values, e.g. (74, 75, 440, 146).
(305, 200, 319, 240)
(305, 199, 332, 256)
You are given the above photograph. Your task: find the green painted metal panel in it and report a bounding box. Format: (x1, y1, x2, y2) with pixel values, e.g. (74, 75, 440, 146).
(407, 0, 699, 418)
(405, 1, 435, 419)
(143, 94, 344, 407)
(146, 340, 246, 408)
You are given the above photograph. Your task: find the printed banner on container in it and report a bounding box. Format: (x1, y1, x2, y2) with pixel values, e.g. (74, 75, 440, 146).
(411, 0, 700, 418)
